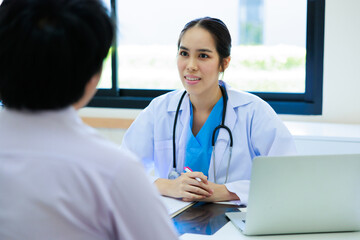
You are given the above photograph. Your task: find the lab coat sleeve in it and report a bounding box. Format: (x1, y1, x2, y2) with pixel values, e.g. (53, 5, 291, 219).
(250, 100, 297, 156)
(225, 180, 250, 205)
(108, 158, 178, 240)
(225, 100, 297, 206)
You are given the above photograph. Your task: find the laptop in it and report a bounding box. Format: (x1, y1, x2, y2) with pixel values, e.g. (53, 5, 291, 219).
(226, 154, 360, 236)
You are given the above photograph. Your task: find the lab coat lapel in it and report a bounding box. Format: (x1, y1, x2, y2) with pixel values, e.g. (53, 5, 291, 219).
(208, 94, 237, 183)
(173, 93, 190, 174)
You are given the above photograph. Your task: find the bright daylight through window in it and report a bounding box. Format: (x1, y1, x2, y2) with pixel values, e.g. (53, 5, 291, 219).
(99, 0, 306, 93)
(93, 0, 324, 115)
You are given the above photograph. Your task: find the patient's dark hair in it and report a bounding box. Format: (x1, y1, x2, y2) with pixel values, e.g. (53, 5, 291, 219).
(0, 0, 114, 110)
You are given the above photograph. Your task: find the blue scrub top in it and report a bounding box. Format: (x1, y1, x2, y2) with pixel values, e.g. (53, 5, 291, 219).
(184, 96, 223, 176)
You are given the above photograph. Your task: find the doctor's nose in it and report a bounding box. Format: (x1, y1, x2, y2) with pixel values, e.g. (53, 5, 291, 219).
(186, 59, 198, 72)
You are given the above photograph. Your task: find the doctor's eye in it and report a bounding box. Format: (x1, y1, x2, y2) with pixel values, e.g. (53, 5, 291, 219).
(179, 51, 189, 57)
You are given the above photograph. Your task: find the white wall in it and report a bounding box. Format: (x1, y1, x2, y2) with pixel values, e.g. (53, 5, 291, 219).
(281, 0, 360, 124)
(80, 0, 360, 125)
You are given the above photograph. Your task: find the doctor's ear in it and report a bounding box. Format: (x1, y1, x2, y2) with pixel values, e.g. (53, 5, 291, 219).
(219, 56, 231, 72)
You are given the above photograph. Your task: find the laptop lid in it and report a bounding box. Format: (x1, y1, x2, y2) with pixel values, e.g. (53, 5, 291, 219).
(228, 154, 360, 236)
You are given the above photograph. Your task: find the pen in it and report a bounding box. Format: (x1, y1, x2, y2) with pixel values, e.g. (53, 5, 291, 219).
(184, 167, 202, 182)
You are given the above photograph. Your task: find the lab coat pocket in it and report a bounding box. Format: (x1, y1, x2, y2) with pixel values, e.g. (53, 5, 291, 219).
(154, 139, 173, 177)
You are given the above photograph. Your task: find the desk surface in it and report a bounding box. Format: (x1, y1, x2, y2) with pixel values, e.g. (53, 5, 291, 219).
(180, 222, 360, 240)
(284, 121, 360, 142)
(175, 202, 360, 240)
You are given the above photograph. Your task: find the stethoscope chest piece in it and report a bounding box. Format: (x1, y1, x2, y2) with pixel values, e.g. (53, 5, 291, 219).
(168, 169, 180, 179)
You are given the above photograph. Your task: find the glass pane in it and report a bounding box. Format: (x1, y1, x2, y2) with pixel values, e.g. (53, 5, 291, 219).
(117, 0, 306, 93)
(97, 0, 113, 89)
(98, 48, 113, 89)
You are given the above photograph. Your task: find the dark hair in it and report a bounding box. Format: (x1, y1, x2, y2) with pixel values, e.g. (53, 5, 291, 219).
(177, 17, 232, 71)
(0, 0, 114, 110)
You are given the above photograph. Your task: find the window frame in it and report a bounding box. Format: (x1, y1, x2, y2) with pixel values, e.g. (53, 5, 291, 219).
(89, 0, 325, 115)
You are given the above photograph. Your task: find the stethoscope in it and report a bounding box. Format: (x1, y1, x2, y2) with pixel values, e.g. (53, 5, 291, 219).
(168, 85, 233, 184)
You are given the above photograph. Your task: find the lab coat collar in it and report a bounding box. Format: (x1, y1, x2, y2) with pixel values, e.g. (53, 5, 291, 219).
(214, 81, 251, 142)
(167, 81, 254, 112)
(221, 80, 254, 108)
(168, 89, 188, 113)
(167, 80, 253, 112)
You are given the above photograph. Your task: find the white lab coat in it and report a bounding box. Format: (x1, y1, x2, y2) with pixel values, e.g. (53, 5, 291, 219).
(121, 81, 297, 205)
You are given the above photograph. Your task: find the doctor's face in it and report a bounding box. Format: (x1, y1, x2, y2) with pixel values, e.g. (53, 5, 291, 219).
(177, 26, 223, 98)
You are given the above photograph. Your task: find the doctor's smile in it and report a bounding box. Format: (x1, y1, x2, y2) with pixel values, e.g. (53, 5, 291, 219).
(184, 75, 201, 84)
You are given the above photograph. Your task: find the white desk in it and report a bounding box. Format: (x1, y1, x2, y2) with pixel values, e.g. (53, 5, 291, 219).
(174, 201, 360, 240)
(284, 121, 360, 155)
(180, 222, 360, 240)
(172, 121, 360, 239)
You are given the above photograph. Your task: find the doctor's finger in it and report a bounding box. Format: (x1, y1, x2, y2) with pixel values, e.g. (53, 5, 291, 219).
(181, 191, 207, 202)
(185, 184, 213, 198)
(186, 179, 214, 195)
(185, 172, 209, 184)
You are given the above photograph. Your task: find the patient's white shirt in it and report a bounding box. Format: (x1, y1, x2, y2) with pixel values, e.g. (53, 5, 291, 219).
(0, 107, 178, 240)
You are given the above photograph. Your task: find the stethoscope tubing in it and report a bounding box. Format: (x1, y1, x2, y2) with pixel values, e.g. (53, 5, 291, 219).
(172, 91, 187, 169)
(171, 85, 233, 183)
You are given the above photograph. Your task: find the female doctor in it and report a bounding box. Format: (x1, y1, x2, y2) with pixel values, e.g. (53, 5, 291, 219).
(121, 17, 297, 205)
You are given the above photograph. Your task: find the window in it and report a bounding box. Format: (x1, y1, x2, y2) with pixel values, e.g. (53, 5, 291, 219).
(90, 0, 325, 115)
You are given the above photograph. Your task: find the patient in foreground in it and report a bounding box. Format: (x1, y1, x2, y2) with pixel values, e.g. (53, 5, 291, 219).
(0, 0, 178, 239)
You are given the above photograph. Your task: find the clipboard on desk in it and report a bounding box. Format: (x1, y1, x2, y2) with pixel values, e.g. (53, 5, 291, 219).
(160, 196, 196, 218)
